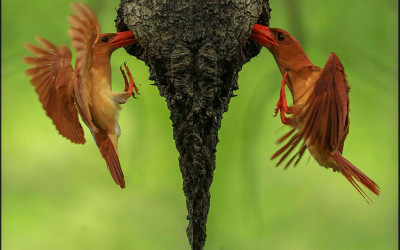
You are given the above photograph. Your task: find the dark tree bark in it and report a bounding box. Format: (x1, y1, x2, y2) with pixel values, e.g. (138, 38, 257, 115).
(116, 1, 271, 249)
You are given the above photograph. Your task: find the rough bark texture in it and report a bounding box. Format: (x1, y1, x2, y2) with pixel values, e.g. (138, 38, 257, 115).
(116, 1, 271, 249)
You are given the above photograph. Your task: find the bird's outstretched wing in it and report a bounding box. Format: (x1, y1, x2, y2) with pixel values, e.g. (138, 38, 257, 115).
(68, 2, 101, 132)
(24, 37, 86, 144)
(300, 52, 350, 153)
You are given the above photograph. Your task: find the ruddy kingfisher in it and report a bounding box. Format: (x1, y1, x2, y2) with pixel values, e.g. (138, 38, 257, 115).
(249, 24, 380, 202)
(24, 2, 139, 188)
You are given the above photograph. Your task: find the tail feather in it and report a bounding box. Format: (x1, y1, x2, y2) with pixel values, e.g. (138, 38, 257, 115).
(331, 153, 379, 203)
(96, 134, 125, 188)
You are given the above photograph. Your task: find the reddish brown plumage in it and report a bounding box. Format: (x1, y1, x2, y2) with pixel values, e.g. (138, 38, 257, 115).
(24, 2, 138, 188)
(94, 131, 125, 188)
(300, 53, 350, 152)
(24, 39, 85, 144)
(250, 26, 380, 201)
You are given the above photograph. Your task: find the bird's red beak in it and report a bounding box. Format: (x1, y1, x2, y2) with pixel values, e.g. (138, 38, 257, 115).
(250, 24, 277, 47)
(110, 31, 138, 48)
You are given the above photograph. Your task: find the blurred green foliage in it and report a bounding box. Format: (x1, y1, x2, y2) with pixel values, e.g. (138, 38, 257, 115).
(2, 0, 398, 249)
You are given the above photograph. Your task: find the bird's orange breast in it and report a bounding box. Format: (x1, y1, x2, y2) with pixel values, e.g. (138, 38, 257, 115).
(89, 68, 120, 132)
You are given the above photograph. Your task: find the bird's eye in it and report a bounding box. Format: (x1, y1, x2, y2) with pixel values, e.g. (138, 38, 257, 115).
(278, 32, 285, 41)
(101, 37, 108, 43)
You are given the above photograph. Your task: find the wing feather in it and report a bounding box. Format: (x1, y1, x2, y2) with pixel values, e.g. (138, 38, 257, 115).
(68, 2, 101, 132)
(300, 53, 350, 152)
(24, 37, 85, 144)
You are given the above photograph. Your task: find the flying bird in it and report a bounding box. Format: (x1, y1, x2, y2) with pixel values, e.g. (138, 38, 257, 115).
(249, 24, 380, 202)
(24, 2, 139, 188)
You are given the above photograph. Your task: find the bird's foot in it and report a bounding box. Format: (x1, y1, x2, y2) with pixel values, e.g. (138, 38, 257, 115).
(273, 99, 290, 125)
(120, 64, 129, 92)
(123, 62, 139, 97)
(120, 62, 139, 99)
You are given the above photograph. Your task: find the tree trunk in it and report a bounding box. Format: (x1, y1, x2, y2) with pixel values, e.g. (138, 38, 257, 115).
(116, 1, 271, 249)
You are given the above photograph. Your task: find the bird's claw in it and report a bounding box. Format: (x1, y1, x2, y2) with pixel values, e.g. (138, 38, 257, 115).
(273, 99, 288, 118)
(273, 108, 281, 117)
(273, 104, 280, 117)
(273, 98, 288, 116)
(120, 62, 139, 99)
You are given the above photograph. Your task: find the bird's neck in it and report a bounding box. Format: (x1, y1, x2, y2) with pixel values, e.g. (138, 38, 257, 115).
(275, 50, 313, 75)
(271, 47, 316, 104)
(92, 50, 112, 65)
(91, 52, 113, 82)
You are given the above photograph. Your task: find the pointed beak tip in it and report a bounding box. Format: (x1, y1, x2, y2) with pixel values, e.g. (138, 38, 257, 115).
(110, 31, 137, 48)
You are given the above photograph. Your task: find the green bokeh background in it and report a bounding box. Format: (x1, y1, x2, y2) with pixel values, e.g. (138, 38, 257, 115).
(2, 0, 398, 249)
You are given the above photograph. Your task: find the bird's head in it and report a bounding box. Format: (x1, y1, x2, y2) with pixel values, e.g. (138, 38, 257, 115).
(265, 28, 301, 55)
(94, 31, 137, 55)
(263, 28, 312, 73)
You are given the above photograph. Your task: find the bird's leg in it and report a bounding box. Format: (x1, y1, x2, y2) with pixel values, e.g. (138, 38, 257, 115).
(273, 72, 290, 125)
(123, 62, 139, 97)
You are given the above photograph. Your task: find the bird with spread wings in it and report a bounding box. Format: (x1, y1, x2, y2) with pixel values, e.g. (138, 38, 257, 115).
(250, 24, 380, 202)
(24, 2, 139, 188)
